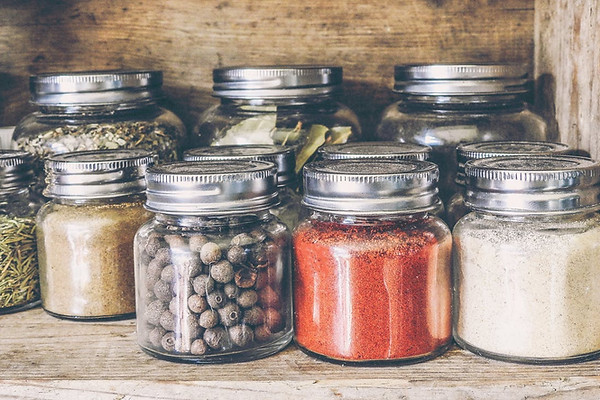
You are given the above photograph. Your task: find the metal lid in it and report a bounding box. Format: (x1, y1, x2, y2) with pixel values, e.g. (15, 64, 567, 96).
(212, 66, 342, 99)
(145, 160, 279, 215)
(183, 145, 295, 187)
(464, 155, 600, 214)
(0, 150, 35, 193)
(302, 159, 440, 215)
(456, 141, 571, 185)
(317, 141, 431, 161)
(30, 70, 163, 106)
(44, 149, 157, 199)
(393, 64, 529, 96)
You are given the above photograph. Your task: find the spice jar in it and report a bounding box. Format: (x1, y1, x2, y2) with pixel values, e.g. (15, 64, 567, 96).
(183, 145, 301, 229)
(293, 159, 452, 364)
(0, 151, 42, 314)
(453, 155, 600, 364)
(446, 140, 571, 228)
(375, 64, 549, 203)
(317, 141, 431, 161)
(192, 66, 361, 172)
(13, 70, 186, 196)
(36, 149, 156, 320)
(135, 160, 292, 363)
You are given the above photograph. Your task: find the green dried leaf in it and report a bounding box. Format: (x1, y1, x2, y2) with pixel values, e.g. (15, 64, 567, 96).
(214, 114, 277, 145)
(295, 124, 329, 174)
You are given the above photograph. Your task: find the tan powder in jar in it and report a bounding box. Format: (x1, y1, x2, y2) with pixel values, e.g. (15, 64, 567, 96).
(37, 200, 152, 319)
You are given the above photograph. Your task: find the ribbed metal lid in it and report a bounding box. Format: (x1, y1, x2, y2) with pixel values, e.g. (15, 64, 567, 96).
(0, 150, 35, 193)
(145, 160, 279, 215)
(212, 66, 342, 99)
(183, 145, 295, 187)
(456, 141, 571, 185)
(30, 70, 163, 106)
(317, 141, 431, 161)
(393, 64, 529, 95)
(44, 149, 157, 199)
(302, 159, 440, 214)
(464, 155, 600, 214)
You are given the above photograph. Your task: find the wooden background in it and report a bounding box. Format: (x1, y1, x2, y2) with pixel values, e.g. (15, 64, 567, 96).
(0, 0, 535, 137)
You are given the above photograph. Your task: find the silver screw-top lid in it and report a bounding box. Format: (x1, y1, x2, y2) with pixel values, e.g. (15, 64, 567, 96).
(393, 64, 529, 95)
(44, 149, 157, 199)
(464, 155, 600, 214)
(212, 66, 342, 99)
(145, 160, 279, 215)
(302, 159, 440, 214)
(30, 70, 163, 106)
(456, 141, 571, 185)
(183, 145, 295, 187)
(0, 150, 35, 193)
(317, 141, 431, 161)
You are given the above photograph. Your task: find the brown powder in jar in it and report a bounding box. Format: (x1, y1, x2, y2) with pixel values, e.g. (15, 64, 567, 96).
(37, 200, 152, 319)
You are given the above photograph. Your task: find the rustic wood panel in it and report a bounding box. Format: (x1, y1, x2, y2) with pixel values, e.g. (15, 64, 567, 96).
(534, 0, 600, 158)
(1, 309, 600, 399)
(0, 0, 534, 136)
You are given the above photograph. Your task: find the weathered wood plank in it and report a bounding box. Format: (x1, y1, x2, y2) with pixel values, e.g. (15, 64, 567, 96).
(0, 0, 534, 136)
(534, 0, 600, 158)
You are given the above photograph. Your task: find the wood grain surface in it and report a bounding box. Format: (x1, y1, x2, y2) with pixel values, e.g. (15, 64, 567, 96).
(0, 0, 535, 136)
(1, 308, 600, 399)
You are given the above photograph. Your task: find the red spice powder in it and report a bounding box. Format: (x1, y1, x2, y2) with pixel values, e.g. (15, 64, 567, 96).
(293, 216, 452, 362)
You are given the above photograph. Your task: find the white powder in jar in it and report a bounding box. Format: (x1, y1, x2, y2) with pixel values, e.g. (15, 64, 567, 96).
(453, 212, 600, 360)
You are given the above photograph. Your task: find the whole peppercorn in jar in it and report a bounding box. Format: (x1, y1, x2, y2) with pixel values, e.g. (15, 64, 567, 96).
(13, 70, 186, 196)
(36, 149, 156, 320)
(183, 145, 301, 229)
(0, 151, 43, 314)
(134, 160, 292, 363)
(376, 64, 549, 203)
(293, 159, 452, 364)
(192, 65, 361, 172)
(454, 155, 600, 363)
(446, 140, 570, 228)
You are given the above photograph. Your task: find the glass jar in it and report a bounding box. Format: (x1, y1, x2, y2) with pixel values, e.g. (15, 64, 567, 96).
(36, 149, 156, 320)
(192, 66, 361, 172)
(293, 159, 452, 364)
(135, 160, 292, 363)
(13, 70, 186, 196)
(317, 141, 431, 161)
(183, 145, 301, 230)
(0, 151, 42, 314)
(446, 141, 571, 228)
(453, 155, 600, 364)
(376, 64, 549, 203)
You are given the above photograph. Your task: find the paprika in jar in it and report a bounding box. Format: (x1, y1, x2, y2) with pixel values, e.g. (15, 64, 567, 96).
(293, 159, 452, 364)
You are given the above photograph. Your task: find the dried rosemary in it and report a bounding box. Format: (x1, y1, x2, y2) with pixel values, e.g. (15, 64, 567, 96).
(0, 214, 38, 311)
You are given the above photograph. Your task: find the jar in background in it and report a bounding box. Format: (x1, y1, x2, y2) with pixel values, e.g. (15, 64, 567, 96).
(293, 159, 452, 364)
(376, 64, 549, 203)
(183, 145, 301, 230)
(453, 155, 600, 364)
(0, 151, 42, 314)
(13, 70, 186, 196)
(37, 149, 156, 320)
(446, 140, 570, 228)
(192, 66, 361, 172)
(135, 160, 292, 363)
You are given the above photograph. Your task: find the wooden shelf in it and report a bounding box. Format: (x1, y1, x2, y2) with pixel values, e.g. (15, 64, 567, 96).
(1, 308, 600, 399)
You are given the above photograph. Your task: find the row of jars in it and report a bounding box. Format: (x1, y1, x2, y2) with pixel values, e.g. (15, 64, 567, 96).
(10, 64, 550, 205)
(2, 141, 600, 366)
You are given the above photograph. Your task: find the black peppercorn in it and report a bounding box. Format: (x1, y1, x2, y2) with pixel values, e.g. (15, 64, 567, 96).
(223, 282, 239, 299)
(185, 314, 203, 340)
(200, 242, 222, 264)
(236, 289, 258, 308)
(198, 309, 220, 329)
(192, 274, 215, 296)
(189, 234, 208, 252)
(145, 232, 164, 257)
(229, 324, 254, 347)
(145, 299, 167, 326)
(153, 279, 173, 302)
(227, 245, 247, 264)
(164, 234, 187, 249)
(203, 326, 228, 350)
(188, 294, 208, 314)
(160, 264, 176, 282)
(230, 233, 255, 247)
(210, 260, 234, 284)
(154, 247, 171, 266)
(159, 310, 176, 331)
(190, 338, 209, 355)
(161, 331, 176, 352)
(206, 290, 226, 309)
(243, 306, 265, 326)
(148, 326, 167, 347)
(218, 302, 241, 327)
